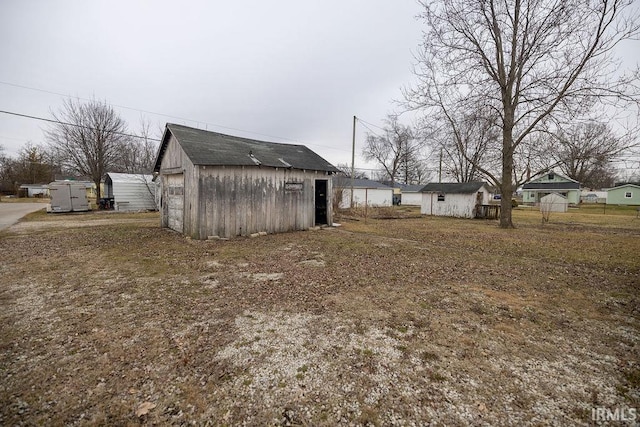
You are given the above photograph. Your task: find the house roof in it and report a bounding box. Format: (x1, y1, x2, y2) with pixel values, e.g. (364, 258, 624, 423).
(154, 123, 339, 173)
(521, 172, 580, 190)
(19, 184, 49, 189)
(400, 184, 426, 192)
(333, 176, 392, 189)
(420, 181, 487, 194)
(541, 192, 567, 200)
(383, 182, 425, 192)
(606, 183, 640, 191)
(521, 182, 580, 190)
(105, 172, 153, 184)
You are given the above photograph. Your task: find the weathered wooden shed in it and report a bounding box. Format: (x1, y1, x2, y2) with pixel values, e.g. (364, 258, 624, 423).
(104, 173, 157, 212)
(153, 124, 339, 239)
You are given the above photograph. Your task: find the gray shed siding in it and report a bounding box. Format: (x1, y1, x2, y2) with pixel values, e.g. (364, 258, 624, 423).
(157, 131, 333, 239)
(194, 166, 330, 239)
(159, 133, 197, 232)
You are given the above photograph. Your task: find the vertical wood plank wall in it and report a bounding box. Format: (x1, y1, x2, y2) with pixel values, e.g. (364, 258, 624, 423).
(159, 135, 334, 239)
(193, 166, 331, 239)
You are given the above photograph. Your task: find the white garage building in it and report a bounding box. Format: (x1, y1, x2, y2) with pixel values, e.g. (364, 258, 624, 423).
(421, 182, 491, 218)
(333, 177, 394, 208)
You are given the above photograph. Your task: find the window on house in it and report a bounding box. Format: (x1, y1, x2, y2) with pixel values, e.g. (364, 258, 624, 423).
(625, 191, 632, 198)
(437, 194, 445, 201)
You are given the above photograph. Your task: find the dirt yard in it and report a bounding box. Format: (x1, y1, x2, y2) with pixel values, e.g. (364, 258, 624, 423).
(0, 208, 638, 426)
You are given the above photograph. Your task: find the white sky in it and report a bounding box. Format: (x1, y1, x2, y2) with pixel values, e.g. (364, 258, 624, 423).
(0, 1, 638, 174)
(0, 0, 424, 170)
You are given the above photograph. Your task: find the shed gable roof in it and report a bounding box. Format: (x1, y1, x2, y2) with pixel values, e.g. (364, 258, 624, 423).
(607, 183, 640, 191)
(420, 181, 487, 194)
(105, 172, 153, 184)
(333, 176, 392, 189)
(154, 123, 338, 173)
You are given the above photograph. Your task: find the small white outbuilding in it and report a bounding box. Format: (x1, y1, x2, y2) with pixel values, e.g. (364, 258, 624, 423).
(333, 177, 393, 208)
(421, 182, 491, 218)
(104, 173, 157, 212)
(540, 192, 568, 213)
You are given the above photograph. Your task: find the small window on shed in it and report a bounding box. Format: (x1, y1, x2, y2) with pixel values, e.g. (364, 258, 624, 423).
(625, 191, 632, 198)
(437, 193, 445, 201)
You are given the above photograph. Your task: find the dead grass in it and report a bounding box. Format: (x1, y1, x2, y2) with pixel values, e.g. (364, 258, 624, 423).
(0, 210, 638, 425)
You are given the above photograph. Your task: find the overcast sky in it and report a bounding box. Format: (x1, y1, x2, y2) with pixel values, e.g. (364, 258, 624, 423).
(1, 1, 638, 174)
(0, 0, 425, 170)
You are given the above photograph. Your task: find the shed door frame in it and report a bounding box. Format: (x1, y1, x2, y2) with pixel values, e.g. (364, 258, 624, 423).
(314, 179, 328, 225)
(166, 173, 184, 233)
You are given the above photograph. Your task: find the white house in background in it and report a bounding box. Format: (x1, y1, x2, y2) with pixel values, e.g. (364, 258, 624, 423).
(104, 173, 157, 212)
(580, 190, 607, 204)
(421, 182, 491, 218)
(19, 183, 49, 198)
(540, 192, 568, 213)
(333, 177, 393, 208)
(396, 183, 425, 205)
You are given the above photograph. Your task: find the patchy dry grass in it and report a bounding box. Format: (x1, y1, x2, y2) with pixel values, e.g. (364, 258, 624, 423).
(0, 210, 638, 426)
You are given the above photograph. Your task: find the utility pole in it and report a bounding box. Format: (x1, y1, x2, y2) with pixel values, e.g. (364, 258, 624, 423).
(438, 148, 443, 183)
(350, 115, 356, 208)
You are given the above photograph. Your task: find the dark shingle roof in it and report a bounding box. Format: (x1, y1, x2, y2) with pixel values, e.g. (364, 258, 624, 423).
(332, 176, 392, 189)
(522, 182, 580, 190)
(154, 124, 339, 173)
(420, 182, 487, 193)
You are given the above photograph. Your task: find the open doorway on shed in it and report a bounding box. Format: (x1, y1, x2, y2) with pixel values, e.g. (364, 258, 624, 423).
(315, 179, 328, 225)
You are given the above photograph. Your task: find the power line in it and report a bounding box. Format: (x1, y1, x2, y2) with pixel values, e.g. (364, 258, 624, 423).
(0, 80, 352, 153)
(0, 110, 161, 141)
(357, 117, 387, 132)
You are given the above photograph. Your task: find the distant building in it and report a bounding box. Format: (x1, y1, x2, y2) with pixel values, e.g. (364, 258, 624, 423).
(580, 190, 607, 204)
(333, 177, 394, 208)
(540, 193, 568, 213)
(18, 184, 49, 198)
(521, 172, 580, 205)
(420, 182, 492, 218)
(606, 184, 640, 205)
(104, 173, 157, 212)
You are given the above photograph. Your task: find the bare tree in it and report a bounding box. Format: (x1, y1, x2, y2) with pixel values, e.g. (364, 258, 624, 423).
(362, 115, 423, 185)
(116, 117, 159, 174)
(551, 121, 628, 188)
(430, 106, 500, 183)
(405, 0, 640, 227)
(46, 98, 130, 199)
(335, 163, 368, 179)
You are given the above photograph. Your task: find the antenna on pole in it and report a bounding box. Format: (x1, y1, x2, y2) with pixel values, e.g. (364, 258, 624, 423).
(351, 116, 356, 208)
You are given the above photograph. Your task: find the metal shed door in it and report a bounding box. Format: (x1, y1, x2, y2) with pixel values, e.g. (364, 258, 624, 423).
(167, 174, 184, 232)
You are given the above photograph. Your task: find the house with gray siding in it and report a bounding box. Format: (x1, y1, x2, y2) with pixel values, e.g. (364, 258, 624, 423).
(153, 124, 339, 239)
